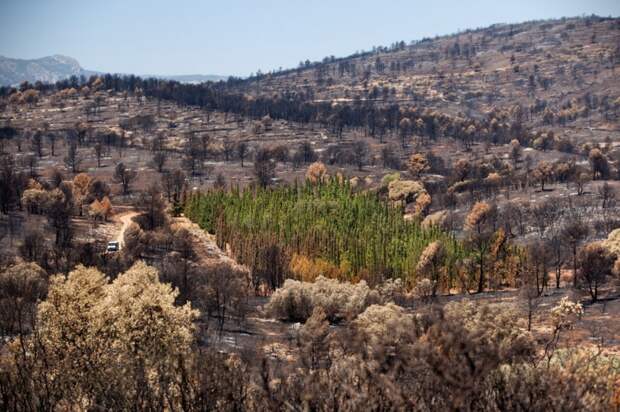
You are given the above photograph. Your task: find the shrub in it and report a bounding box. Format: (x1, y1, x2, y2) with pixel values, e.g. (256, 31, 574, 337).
(413, 278, 435, 301)
(265, 276, 379, 322)
(374, 278, 406, 303)
(387, 179, 425, 203)
(354, 303, 418, 351)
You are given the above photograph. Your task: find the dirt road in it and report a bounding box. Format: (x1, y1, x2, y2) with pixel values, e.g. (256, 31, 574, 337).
(114, 211, 139, 247)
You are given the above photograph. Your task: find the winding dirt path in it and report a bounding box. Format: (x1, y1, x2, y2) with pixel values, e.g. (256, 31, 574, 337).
(114, 211, 139, 247)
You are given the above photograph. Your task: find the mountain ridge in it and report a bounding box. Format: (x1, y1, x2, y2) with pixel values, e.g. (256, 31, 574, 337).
(0, 54, 228, 86)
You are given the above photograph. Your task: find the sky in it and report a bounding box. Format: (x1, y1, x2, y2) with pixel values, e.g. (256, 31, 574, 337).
(1, 0, 619, 77)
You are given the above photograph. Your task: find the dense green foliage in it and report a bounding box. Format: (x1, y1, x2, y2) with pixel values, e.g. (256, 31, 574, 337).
(185, 179, 465, 287)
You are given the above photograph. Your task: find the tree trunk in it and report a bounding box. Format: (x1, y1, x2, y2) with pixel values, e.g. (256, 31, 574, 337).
(527, 301, 533, 331)
(572, 246, 577, 288)
(477, 254, 485, 293)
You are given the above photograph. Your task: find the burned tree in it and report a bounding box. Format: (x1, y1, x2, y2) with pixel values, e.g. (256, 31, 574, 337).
(113, 162, 137, 195)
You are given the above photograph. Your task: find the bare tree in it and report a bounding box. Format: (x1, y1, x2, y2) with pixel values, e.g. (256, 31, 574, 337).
(530, 200, 559, 239)
(113, 162, 137, 194)
(562, 219, 589, 288)
(598, 182, 615, 208)
(588, 148, 609, 180)
(162, 169, 186, 217)
(519, 256, 543, 331)
(352, 140, 369, 171)
(152, 151, 167, 173)
(136, 184, 167, 230)
(93, 142, 103, 167)
(64, 143, 82, 173)
(47, 132, 57, 156)
(254, 149, 276, 188)
(295, 141, 317, 165)
(237, 141, 249, 167)
(548, 232, 566, 289)
(30, 131, 43, 157)
(380, 145, 400, 169)
(399, 117, 412, 148)
(577, 243, 615, 301)
(222, 138, 235, 162)
(23, 154, 38, 177)
(214, 172, 227, 189)
(18, 229, 46, 264)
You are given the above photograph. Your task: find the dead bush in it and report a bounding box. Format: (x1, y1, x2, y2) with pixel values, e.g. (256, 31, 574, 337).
(265, 276, 379, 322)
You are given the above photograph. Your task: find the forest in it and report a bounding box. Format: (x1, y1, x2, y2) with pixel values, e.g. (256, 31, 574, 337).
(184, 178, 465, 290)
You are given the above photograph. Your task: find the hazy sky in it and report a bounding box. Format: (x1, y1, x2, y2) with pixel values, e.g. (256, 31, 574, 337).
(1, 0, 618, 77)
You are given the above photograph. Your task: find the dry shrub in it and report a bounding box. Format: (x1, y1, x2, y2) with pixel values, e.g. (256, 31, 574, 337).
(306, 161, 328, 184)
(416, 240, 445, 292)
(408, 153, 429, 177)
(407, 301, 535, 409)
(262, 299, 619, 411)
(374, 278, 406, 304)
(485, 351, 619, 412)
(603, 228, 620, 256)
(349, 176, 359, 189)
(265, 276, 379, 322)
(353, 303, 418, 352)
(387, 179, 425, 203)
(413, 190, 431, 217)
(122, 222, 144, 258)
(413, 277, 435, 301)
(421, 209, 447, 228)
(298, 307, 331, 369)
(465, 201, 492, 230)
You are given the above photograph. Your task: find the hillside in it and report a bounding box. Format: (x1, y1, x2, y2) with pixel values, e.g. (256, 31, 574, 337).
(232, 16, 619, 134)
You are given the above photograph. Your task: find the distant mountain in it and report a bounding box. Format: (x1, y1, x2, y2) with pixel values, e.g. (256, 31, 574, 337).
(0, 54, 228, 86)
(146, 74, 228, 83)
(0, 55, 91, 86)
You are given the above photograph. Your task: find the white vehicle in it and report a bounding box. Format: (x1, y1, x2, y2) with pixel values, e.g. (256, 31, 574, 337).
(106, 241, 120, 252)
